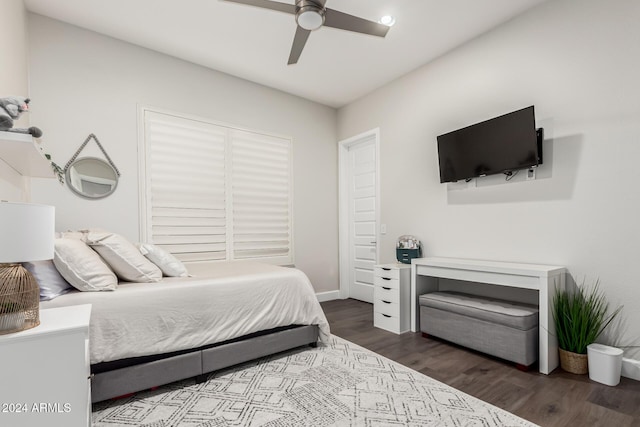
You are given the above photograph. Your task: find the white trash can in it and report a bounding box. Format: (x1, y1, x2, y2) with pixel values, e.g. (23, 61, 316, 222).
(587, 343, 623, 386)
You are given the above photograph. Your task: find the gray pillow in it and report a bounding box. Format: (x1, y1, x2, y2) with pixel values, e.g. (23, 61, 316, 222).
(23, 260, 73, 301)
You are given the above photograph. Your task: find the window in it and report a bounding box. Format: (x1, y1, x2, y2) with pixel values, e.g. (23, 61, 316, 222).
(140, 109, 293, 265)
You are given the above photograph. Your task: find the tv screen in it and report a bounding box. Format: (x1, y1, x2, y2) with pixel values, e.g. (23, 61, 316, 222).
(437, 106, 541, 183)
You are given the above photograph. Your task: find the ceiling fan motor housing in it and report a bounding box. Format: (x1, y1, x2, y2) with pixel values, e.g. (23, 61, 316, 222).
(295, 0, 325, 31)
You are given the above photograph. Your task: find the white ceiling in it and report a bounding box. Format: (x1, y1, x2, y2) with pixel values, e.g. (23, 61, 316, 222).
(24, 0, 547, 108)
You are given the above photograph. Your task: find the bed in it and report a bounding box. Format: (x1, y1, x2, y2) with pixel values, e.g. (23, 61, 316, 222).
(40, 261, 330, 402)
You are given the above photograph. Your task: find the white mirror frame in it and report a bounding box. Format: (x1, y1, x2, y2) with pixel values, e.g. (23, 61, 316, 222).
(65, 156, 119, 200)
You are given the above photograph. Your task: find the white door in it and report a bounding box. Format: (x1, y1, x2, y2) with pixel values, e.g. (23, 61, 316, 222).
(340, 130, 379, 303)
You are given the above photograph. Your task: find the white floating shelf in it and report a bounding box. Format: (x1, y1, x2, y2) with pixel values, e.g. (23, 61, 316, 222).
(0, 131, 54, 178)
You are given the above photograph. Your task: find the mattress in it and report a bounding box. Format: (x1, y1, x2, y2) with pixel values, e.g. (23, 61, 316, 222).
(41, 261, 330, 364)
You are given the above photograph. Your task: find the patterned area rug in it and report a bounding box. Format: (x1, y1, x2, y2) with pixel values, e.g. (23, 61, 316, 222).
(93, 335, 537, 426)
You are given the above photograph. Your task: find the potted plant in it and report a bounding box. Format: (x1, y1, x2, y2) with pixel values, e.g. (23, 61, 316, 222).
(552, 280, 622, 374)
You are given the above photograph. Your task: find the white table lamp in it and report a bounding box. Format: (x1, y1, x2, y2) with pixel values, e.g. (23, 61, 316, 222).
(0, 202, 55, 334)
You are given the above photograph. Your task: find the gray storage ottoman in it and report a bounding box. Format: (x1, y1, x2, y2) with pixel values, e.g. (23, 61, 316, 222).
(419, 291, 539, 366)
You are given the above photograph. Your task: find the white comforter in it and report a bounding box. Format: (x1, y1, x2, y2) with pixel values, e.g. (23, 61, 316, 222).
(41, 261, 330, 364)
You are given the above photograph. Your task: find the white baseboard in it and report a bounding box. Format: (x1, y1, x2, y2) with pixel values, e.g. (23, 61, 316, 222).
(316, 290, 341, 302)
(622, 358, 640, 381)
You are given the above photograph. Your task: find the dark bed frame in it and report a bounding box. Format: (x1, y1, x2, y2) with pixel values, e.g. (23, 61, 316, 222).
(91, 324, 319, 403)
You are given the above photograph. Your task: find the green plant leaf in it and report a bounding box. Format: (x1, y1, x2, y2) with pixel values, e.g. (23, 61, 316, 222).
(552, 279, 622, 354)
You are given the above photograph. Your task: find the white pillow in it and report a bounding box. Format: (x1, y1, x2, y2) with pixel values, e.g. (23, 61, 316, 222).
(23, 260, 74, 301)
(138, 243, 189, 277)
(53, 238, 117, 291)
(83, 231, 162, 282)
(56, 230, 85, 240)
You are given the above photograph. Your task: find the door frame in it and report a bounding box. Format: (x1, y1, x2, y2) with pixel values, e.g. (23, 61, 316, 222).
(338, 128, 381, 299)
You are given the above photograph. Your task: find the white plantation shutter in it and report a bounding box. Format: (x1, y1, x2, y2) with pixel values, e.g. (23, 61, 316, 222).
(144, 111, 228, 262)
(141, 110, 293, 265)
(231, 129, 291, 262)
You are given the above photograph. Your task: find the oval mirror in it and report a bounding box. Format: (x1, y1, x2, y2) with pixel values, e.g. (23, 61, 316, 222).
(65, 157, 119, 199)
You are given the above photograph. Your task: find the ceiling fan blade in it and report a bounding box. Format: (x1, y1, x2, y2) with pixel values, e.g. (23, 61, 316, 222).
(288, 26, 312, 65)
(323, 8, 390, 37)
(221, 0, 296, 14)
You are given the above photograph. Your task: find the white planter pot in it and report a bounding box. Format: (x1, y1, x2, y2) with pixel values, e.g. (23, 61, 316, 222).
(587, 343, 623, 386)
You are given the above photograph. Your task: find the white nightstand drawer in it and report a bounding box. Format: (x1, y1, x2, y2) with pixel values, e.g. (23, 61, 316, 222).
(374, 276, 399, 290)
(0, 305, 92, 427)
(375, 300, 400, 317)
(375, 285, 399, 303)
(374, 311, 400, 333)
(374, 266, 400, 279)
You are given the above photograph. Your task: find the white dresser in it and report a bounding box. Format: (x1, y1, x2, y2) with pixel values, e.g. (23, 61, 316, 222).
(0, 304, 92, 427)
(373, 263, 411, 334)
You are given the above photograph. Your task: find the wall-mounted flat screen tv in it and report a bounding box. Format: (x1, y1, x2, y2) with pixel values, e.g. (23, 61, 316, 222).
(437, 106, 542, 183)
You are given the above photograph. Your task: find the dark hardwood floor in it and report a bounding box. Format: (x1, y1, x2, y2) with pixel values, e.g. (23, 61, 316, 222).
(320, 298, 640, 427)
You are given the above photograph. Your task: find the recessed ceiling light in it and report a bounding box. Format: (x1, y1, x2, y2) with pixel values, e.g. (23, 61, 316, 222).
(379, 15, 396, 27)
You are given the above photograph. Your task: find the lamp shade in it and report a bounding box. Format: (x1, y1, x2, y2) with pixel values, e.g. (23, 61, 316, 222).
(0, 202, 55, 263)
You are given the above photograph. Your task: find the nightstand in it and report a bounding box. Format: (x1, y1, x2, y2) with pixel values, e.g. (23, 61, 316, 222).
(373, 263, 410, 334)
(0, 304, 92, 427)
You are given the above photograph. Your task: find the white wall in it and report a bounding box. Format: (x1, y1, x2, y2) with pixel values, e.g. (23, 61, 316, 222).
(338, 0, 640, 357)
(27, 14, 339, 293)
(0, 0, 29, 201)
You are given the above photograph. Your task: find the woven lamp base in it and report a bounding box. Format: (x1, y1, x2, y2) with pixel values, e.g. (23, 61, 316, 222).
(0, 263, 40, 335)
(559, 348, 588, 374)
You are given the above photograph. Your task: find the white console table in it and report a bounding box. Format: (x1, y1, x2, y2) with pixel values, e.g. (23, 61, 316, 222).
(411, 257, 565, 374)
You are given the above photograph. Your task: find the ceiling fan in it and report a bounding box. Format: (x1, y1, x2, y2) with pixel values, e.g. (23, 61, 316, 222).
(222, 0, 390, 65)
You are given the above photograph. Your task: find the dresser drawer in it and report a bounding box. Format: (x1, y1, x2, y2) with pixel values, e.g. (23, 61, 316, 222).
(375, 300, 401, 318)
(374, 285, 399, 303)
(373, 264, 410, 335)
(374, 311, 400, 333)
(374, 266, 400, 280)
(374, 276, 399, 290)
